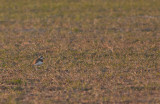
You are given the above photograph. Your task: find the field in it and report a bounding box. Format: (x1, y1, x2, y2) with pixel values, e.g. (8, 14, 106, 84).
(0, 0, 160, 103)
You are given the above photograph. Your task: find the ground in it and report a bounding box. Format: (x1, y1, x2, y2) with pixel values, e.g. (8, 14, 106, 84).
(0, 0, 160, 103)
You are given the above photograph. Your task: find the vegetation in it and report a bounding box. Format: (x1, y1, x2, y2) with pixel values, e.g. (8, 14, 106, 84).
(0, 0, 160, 103)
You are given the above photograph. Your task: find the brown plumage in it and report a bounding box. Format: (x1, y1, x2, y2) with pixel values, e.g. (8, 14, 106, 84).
(32, 56, 44, 66)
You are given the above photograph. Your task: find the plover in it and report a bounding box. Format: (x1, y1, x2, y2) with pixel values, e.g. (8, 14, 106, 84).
(32, 56, 44, 69)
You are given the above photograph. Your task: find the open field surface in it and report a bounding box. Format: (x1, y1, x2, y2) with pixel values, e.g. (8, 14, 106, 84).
(0, 0, 160, 103)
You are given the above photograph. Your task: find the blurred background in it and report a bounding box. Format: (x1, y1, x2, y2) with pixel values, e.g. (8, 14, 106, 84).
(0, 0, 159, 103)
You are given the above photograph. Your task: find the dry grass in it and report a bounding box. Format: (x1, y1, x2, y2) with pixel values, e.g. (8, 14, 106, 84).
(0, 0, 160, 103)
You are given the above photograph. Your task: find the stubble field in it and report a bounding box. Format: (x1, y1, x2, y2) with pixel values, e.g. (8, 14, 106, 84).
(0, 0, 160, 103)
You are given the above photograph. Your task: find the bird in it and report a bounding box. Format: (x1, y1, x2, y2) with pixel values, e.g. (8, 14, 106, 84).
(32, 56, 44, 70)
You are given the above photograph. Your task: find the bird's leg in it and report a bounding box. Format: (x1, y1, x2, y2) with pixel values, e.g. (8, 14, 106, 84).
(33, 65, 37, 70)
(35, 66, 38, 70)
